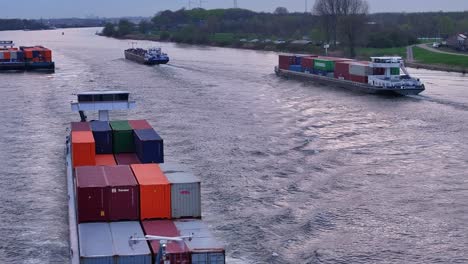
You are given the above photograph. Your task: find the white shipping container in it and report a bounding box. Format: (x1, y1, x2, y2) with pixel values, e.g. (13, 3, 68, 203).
(349, 63, 371, 76)
(160, 162, 192, 174)
(165, 172, 201, 218)
(10, 51, 17, 60)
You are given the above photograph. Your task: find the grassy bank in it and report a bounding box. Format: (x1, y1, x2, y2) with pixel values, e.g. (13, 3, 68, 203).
(413, 46, 468, 68)
(111, 33, 411, 61)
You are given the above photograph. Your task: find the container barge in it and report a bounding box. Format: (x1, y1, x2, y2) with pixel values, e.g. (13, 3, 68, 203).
(0, 41, 55, 72)
(125, 47, 169, 65)
(66, 91, 225, 264)
(275, 54, 425, 96)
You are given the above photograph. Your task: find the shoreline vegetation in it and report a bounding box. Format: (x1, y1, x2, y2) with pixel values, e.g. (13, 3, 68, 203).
(104, 33, 467, 74)
(98, 7, 467, 73)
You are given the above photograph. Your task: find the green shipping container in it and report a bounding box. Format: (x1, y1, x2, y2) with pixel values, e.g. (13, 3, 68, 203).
(313, 59, 335, 72)
(110, 120, 135, 153)
(391, 68, 400, 75)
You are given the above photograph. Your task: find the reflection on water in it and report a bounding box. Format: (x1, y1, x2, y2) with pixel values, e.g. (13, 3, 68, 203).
(0, 28, 467, 263)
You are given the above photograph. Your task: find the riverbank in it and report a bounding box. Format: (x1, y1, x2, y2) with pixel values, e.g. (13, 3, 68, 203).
(102, 33, 410, 60)
(104, 33, 467, 74)
(406, 45, 467, 74)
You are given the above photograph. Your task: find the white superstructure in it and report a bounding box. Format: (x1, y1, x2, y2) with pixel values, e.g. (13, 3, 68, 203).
(368, 57, 423, 89)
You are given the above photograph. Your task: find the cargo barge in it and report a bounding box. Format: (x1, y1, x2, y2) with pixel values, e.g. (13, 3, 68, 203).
(66, 91, 225, 264)
(0, 41, 55, 72)
(275, 54, 425, 96)
(125, 47, 169, 65)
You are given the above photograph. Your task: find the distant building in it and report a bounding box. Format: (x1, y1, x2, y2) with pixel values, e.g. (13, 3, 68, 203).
(446, 33, 467, 51)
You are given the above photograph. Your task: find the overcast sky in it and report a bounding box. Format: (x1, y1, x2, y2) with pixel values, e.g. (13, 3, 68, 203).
(0, 0, 467, 19)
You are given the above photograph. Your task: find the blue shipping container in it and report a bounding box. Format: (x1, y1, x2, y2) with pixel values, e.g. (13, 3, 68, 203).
(17, 51, 24, 61)
(133, 129, 164, 163)
(110, 222, 152, 264)
(295, 56, 302, 65)
(91, 121, 113, 154)
(313, 69, 329, 76)
(78, 223, 114, 264)
(32, 50, 40, 58)
(289, 65, 303, 72)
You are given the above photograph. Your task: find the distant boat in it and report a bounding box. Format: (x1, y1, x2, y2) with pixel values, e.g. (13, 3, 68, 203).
(62, 32, 65, 35)
(124, 47, 169, 65)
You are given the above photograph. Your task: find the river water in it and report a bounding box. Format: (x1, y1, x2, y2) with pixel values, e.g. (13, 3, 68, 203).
(0, 28, 467, 264)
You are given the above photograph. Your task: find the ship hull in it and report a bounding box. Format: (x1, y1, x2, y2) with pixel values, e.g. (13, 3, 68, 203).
(65, 138, 79, 264)
(124, 51, 169, 65)
(25, 61, 55, 73)
(275, 67, 425, 96)
(0, 62, 26, 72)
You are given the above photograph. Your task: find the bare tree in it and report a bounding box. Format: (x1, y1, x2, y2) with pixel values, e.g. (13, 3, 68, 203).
(313, 0, 340, 46)
(338, 0, 369, 57)
(313, 0, 369, 56)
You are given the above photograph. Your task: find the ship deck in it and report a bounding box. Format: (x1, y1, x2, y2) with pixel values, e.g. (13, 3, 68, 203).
(275, 67, 425, 96)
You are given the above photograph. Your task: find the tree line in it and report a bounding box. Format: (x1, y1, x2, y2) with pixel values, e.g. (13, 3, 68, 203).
(102, 5, 467, 57)
(0, 19, 49, 31)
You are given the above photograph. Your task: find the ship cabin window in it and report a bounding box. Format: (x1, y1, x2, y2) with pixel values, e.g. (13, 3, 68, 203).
(78, 93, 129, 102)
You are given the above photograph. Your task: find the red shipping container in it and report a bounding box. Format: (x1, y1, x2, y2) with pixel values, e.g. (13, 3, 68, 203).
(71, 122, 91, 131)
(301, 56, 316, 71)
(350, 74, 369, 84)
(142, 220, 190, 264)
(76, 166, 110, 223)
(71, 131, 96, 168)
(103, 165, 139, 221)
(24, 50, 33, 59)
(95, 154, 117, 166)
(128, 120, 152, 130)
(115, 153, 141, 165)
(334, 61, 352, 80)
(2, 52, 10, 60)
(279, 54, 294, 70)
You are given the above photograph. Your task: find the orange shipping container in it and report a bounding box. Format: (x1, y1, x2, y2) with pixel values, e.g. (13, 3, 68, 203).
(95, 154, 117, 166)
(3, 52, 10, 60)
(24, 50, 33, 59)
(42, 49, 52, 58)
(130, 164, 171, 220)
(72, 131, 96, 168)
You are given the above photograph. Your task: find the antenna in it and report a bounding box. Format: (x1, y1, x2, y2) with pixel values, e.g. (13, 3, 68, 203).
(234, 0, 238, 8)
(305, 0, 308, 13)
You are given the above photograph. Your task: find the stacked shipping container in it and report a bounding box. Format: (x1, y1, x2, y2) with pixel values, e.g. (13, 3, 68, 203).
(71, 119, 224, 263)
(277, 54, 404, 85)
(20, 46, 53, 62)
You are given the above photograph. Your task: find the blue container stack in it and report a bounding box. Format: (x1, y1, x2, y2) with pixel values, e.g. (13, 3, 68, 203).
(16, 51, 24, 61)
(133, 129, 164, 163)
(289, 65, 303, 72)
(90, 121, 113, 154)
(294, 55, 303, 65)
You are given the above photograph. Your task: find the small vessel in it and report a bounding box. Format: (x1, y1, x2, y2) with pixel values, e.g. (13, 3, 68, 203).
(67, 91, 225, 264)
(0, 40, 55, 72)
(124, 47, 169, 65)
(275, 55, 425, 96)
